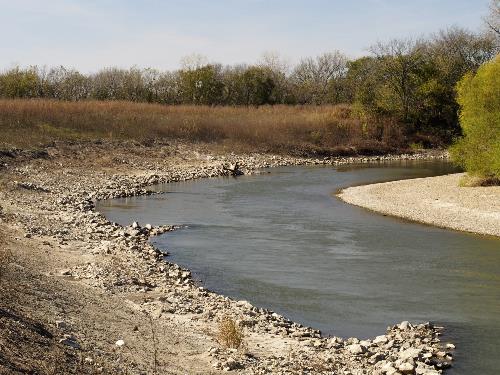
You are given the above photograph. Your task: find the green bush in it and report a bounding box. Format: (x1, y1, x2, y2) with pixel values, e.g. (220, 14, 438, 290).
(450, 56, 500, 182)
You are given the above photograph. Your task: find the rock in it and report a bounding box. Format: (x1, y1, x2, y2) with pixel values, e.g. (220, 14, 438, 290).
(132, 221, 140, 229)
(445, 343, 455, 349)
(55, 320, 68, 329)
(236, 300, 253, 310)
(399, 348, 421, 361)
(115, 339, 125, 347)
(399, 321, 411, 330)
(145, 223, 152, 230)
(374, 335, 388, 344)
(223, 357, 240, 371)
(369, 353, 385, 364)
(59, 335, 80, 349)
(360, 339, 372, 347)
(398, 362, 415, 374)
(60, 269, 72, 276)
(151, 307, 163, 319)
(347, 343, 366, 355)
(415, 363, 440, 375)
(385, 340, 395, 349)
(381, 361, 398, 374)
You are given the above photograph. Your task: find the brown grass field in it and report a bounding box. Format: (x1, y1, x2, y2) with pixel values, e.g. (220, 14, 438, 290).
(0, 99, 406, 155)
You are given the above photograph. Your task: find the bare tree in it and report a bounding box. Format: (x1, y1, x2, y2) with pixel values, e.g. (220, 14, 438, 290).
(180, 53, 209, 71)
(258, 51, 291, 103)
(259, 51, 290, 75)
(292, 51, 348, 104)
(430, 27, 497, 77)
(484, 0, 500, 36)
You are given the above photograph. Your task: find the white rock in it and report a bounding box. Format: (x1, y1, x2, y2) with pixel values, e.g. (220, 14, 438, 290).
(381, 361, 397, 374)
(360, 339, 371, 347)
(399, 348, 421, 361)
(236, 300, 253, 309)
(399, 321, 411, 330)
(374, 335, 388, 344)
(398, 362, 415, 374)
(347, 343, 366, 354)
(115, 339, 125, 347)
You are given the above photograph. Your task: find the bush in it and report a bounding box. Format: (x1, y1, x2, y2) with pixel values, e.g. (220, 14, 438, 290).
(450, 56, 500, 181)
(217, 316, 244, 349)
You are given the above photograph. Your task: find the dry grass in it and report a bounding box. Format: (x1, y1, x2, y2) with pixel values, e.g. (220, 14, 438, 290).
(217, 316, 244, 349)
(0, 99, 405, 155)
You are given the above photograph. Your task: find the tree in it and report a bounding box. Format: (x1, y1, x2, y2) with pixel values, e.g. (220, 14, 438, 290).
(450, 56, 500, 181)
(178, 64, 225, 105)
(44, 66, 90, 101)
(241, 66, 275, 105)
(484, 0, 500, 37)
(418, 28, 497, 135)
(292, 52, 348, 104)
(343, 57, 381, 110)
(90, 68, 127, 100)
(0, 67, 39, 98)
(258, 52, 291, 103)
(369, 39, 424, 123)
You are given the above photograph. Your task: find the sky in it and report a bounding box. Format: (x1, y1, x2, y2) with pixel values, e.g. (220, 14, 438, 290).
(0, 0, 491, 72)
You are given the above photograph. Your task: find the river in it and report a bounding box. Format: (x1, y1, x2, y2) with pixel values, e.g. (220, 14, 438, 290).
(97, 160, 500, 375)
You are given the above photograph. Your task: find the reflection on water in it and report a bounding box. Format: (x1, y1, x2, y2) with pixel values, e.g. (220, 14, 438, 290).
(98, 161, 500, 375)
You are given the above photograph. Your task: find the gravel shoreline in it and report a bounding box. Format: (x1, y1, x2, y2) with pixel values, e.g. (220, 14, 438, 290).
(0, 142, 455, 374)
(339, 173, 500, 237)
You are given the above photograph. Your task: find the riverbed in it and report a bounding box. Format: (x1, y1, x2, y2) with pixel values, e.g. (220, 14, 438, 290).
(98, 160, 500, 375)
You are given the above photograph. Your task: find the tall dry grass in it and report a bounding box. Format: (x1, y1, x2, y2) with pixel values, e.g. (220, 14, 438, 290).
(0, 99, 405, 155)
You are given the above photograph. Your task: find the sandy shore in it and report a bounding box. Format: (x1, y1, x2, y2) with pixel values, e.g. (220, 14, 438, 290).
(339, 173, 500, 237)
(0, 142, 454, 374)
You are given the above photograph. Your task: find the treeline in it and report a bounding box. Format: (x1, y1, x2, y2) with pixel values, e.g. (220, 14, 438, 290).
(0, 27, 497, 141)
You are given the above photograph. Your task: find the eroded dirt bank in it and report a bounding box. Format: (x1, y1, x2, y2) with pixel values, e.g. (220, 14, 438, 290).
(0, 142, 454, 374)
(339, 173, 500, 237)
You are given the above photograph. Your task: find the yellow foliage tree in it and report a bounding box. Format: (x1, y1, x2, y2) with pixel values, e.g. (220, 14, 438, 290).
(450, 55, 500, 181)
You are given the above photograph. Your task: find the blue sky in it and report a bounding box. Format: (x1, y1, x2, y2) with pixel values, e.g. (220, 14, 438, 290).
(0, 0, 491, 72)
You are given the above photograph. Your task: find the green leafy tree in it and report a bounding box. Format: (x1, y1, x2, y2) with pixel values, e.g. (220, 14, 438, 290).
(450, 56, 500, 181)
(0, 67, 39, 98)
(414, 28, 497, 139)
(369, 39, 424, 123)
(179, 65, 225, 105)
(241, 66, 275, 105)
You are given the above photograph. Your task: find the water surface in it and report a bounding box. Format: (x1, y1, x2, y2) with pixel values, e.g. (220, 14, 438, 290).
(98, 161, 500, 375)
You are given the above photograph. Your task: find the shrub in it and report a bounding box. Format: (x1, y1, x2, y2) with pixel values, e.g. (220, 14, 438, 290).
(450, 56, 500, 182)
(217, 316, 244, 349)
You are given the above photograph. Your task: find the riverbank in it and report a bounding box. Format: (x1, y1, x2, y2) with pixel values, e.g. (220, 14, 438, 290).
(339, 173, 500, 237)
(0, 141, 453, 374)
